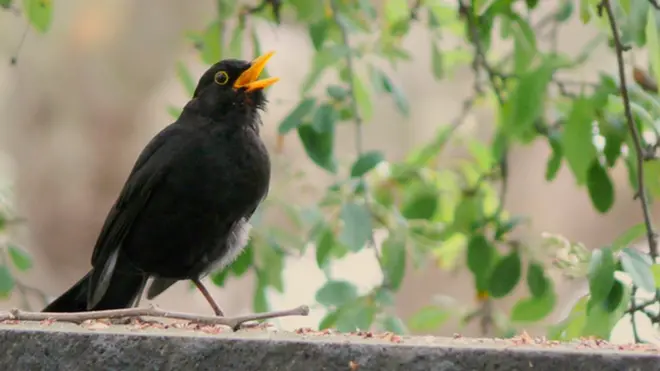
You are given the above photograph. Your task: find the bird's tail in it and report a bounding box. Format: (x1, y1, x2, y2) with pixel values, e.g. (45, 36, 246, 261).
(42, 268, 146, 313)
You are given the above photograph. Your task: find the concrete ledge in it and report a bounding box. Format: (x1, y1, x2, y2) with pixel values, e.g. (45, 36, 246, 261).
(0, 322, 659, 370)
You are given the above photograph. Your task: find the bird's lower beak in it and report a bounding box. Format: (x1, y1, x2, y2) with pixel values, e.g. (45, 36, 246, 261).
(234, 51, 280, 92)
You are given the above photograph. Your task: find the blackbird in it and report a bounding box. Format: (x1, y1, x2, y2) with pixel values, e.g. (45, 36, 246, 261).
(42, 52, 279, 315)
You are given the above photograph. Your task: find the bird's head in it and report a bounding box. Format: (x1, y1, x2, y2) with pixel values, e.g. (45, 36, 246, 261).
(190, 51, 279, 117)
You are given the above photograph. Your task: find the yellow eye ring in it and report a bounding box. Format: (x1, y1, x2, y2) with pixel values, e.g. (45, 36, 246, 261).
(214, 71, 229, 85)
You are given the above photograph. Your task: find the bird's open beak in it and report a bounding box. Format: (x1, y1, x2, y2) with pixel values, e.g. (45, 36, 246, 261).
(234, 51, 280, 92)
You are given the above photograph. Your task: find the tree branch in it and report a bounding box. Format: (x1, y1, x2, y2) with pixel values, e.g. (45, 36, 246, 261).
(3, 304, 309, 331)
(329, 0, 386, 273)
(599, 0, 658, 260)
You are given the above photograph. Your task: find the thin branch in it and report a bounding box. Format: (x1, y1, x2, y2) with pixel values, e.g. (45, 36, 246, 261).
(649, 0, 660, 10)
(3, 304, 309, 331)
(630, 287, 643, 343)
(459, 0, 509, 224)
(599, 0, 658, 260)
(329, 0, 386, 273)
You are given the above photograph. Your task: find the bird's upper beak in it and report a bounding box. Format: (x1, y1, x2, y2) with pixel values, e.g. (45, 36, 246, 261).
(234, 51, 280, 92)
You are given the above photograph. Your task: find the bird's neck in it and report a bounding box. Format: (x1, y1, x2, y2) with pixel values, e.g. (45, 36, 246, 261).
(180, 100, 261, 135)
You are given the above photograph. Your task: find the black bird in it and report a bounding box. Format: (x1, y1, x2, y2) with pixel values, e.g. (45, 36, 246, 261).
(42, 52, 279, 315)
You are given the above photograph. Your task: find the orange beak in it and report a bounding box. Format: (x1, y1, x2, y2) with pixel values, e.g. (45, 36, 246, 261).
(233, 51, 280, 92)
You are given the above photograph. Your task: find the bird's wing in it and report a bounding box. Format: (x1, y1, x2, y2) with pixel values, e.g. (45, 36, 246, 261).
(87, 123, 189, 308)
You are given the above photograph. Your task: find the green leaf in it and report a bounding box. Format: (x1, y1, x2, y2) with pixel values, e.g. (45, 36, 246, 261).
(371, 68, 410, 116)
(352, 74, 374, 122)
(374, 287, 395, 306)
(298, 124, 337, 172)
(381, 233, 406, 290)
(555, 0, 574, 22)
(511, 16, 537, 74)
(254, 243, 284, 292)
(230, 244, 252, 276)
(510, 282, 556, 322)
(316, 280, 358, 307)
(494, 216, 526, 241)
(175, 62, 196, 97)
(279, 98, 317, 134)
(651, 264, 660, 288)
(646, 9, 660, 91)
(620, 247, 655, 292)
(548, 296, 588, 340)
(612, 223, 646, 251)
(488, 251, 522, 298)
(338, 202, 372, 252)
(23, 0, 52, 33)
(302, 45, 349, 93)
(382, 315, 407, 334)
(309, 20, 329, 51)
(8, 245, 32, 272)
(251, 26, 263, 58)
(562, 97, 596, 184)
(228, 22, 245, 57)
(502, 62, 553, 139)
(0, 265, 14, 297)
(545, 134, 563, 181)
(408, 305, 450, 332)
(430, 41, 444, 80)
(401, 183, 438, 220)
(466, 234, 496, 280)
(586, 160, 615, 213)
(200, 21, 223, 64)
(643, 161, 660, 198)
(319, 309, 340, 329)
(335, 301, 376, 332)
(384, 0, 408, 25)
(603, 129, 624, 167)
(312, 103, 339, 133)
(253, 272, 269, 312)
(315, 228, 335, 269)
(211, 268, 230, 286)
(167, 105, 182, 119)
(452, 195, 481, 233)
(579, 0, 591, 23)
(604, 279, 625, 312)
(0, 0, 12, 8)
(467, 138, 495, 172)
(327, 85, 348, 101)
(526, 261, 549, 298)
(587, 247, 616, 303)
(350, 151, 384, 177)
(583, 282, 630, 339)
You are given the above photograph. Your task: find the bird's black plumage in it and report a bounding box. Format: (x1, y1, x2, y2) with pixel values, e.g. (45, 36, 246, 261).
(43, 54, 277, 313)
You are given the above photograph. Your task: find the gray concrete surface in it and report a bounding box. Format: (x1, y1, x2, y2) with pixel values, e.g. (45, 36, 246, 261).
(0, 322, 659, 370)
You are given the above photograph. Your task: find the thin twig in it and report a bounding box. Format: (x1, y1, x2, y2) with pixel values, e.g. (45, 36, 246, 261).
(599, 0, 658, 260)
(630, 287, 643, 343)
(329, 0, 386, 272)
(3, 304, 309, 331)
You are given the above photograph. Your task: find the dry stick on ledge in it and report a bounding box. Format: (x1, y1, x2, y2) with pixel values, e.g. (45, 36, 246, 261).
(0, 305, 310, 331)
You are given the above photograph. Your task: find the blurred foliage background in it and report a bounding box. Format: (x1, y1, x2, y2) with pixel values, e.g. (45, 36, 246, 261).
(3, 0, 660, 344)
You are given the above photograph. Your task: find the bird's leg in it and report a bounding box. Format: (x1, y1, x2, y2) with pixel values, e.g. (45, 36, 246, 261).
(193, 279, 225, 317)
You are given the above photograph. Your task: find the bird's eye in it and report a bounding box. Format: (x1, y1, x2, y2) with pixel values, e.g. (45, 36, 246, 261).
(214, 71, 229, 85)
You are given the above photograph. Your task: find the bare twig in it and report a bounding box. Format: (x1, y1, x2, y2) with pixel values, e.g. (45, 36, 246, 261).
(598, 0, 658, 260)
(3, 304, 309, 331)
(329, 0, 386, 272)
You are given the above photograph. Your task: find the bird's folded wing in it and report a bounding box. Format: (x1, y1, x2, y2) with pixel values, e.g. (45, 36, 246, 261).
(87, 124, 190, 308)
